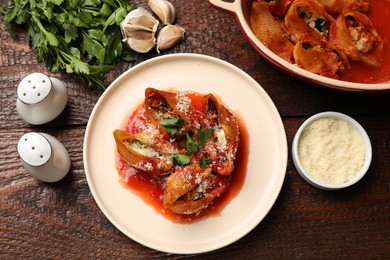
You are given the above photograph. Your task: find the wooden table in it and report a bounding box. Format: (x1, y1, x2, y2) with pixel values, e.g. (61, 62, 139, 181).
(1, 0, 389, 258)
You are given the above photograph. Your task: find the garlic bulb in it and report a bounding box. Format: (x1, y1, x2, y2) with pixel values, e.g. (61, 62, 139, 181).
(156, 24, 185, 52)
(148, 0, 176, 25)
(120, 8, 159, 53)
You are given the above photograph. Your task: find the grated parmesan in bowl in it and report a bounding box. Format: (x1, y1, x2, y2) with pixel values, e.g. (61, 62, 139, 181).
(292, 112, 372, 190)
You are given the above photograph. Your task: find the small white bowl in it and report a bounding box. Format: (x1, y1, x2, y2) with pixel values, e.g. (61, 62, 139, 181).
(292, 112, 372, 190)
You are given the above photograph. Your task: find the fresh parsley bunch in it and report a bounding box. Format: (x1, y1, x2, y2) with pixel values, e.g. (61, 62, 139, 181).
(0, 0, 135, 90)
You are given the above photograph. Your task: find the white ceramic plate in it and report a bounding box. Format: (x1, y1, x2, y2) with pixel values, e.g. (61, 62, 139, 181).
(83, 53, 287, 254)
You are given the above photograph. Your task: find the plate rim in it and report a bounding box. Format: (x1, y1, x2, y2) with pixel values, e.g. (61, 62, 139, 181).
(83, 53, 288, 254)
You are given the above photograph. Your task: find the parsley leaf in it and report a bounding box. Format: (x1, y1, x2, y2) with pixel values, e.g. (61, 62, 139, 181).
(159, 117, 184, 135)
(82, 30, 105, 64)
(196, 128, 214, 146)
(186, 134, 198, 154)
(184, 128, 214, 154)
(170, 154, 190, 166)
(199, 157, 212, 169)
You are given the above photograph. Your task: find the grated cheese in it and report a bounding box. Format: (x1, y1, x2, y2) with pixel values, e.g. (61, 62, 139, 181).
(175, 91, 191, 114)
(298, 117, 365, 184)
(143, 162, 153, 171)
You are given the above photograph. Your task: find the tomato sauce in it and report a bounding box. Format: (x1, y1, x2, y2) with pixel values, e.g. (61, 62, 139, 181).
(343, 1, 390, 83)
(115, 92, 249, 224)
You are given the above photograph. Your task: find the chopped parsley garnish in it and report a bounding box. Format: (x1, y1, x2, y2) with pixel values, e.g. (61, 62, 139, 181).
(199, 157, 212, 169)
(159, 117, 184, 135)
(184, 128, 213, 154)
(186, 134, 198, 154)
(196, 128, 213, 146)
(170, 154, 190, 166)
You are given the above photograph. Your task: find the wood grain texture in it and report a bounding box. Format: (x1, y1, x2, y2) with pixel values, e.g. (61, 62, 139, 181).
(0, 0, 389, 258)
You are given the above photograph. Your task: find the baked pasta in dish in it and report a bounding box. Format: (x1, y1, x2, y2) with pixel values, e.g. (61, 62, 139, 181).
(250, 0, 387, 82)
(114, 88, 241, 216)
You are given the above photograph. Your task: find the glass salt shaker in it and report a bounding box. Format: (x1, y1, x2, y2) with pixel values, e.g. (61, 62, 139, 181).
(16, 73, 68, 125)
(17, 132, 71, 182)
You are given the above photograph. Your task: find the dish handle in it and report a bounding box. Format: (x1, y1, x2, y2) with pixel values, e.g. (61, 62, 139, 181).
(209, 0, 239, 14)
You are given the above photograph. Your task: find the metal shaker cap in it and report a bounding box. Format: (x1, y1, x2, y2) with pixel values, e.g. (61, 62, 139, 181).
(17, 132, 52, 167)
(17, 73, 52, 105)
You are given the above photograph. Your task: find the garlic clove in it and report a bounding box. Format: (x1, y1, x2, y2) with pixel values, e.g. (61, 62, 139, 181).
(121, 24, 153, 38)
(156, 24, 185, 53)
(121, 7, 159, 33)
(127, 36, 156, 53)
(120, 8, 159, 53)
(148, 0, 176, 25)
(128, 15, 158, 30)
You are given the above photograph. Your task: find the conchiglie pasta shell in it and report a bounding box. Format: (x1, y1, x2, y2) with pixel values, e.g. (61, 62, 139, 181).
(144, 88, 199, 136)
(317, 0, 370, 14)
(163, 164, 212, 207)
(202, 94, 240, 175)
(285, 0, 334, 43)
(329, 9, 384, 67)
(167, 195, 215, 215)
(263, 0, 294, 17)
(250, 0, 294, 62)
(113, 129, 173, 175)
(293, 37, 350, 79)
(166, 173, 230, 214)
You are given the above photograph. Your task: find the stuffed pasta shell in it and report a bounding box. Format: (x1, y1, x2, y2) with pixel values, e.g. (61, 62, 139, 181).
(113, 130, 177, 176)
(144, 88, 200, 138)
(329, 9, 383, 67)
(251, 0, 294, 62)
(202, 94, 240, 176)
(163, 162, 229, 214)
(317, 0, 370, 14)
(261, 0, 294, 17)
(164, 168, 231, 215)
(285, 0, 335, 43)
(293, 36, 350, 79)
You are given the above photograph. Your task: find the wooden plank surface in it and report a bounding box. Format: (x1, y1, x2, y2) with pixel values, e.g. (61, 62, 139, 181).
(1, 0, 389, 258)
